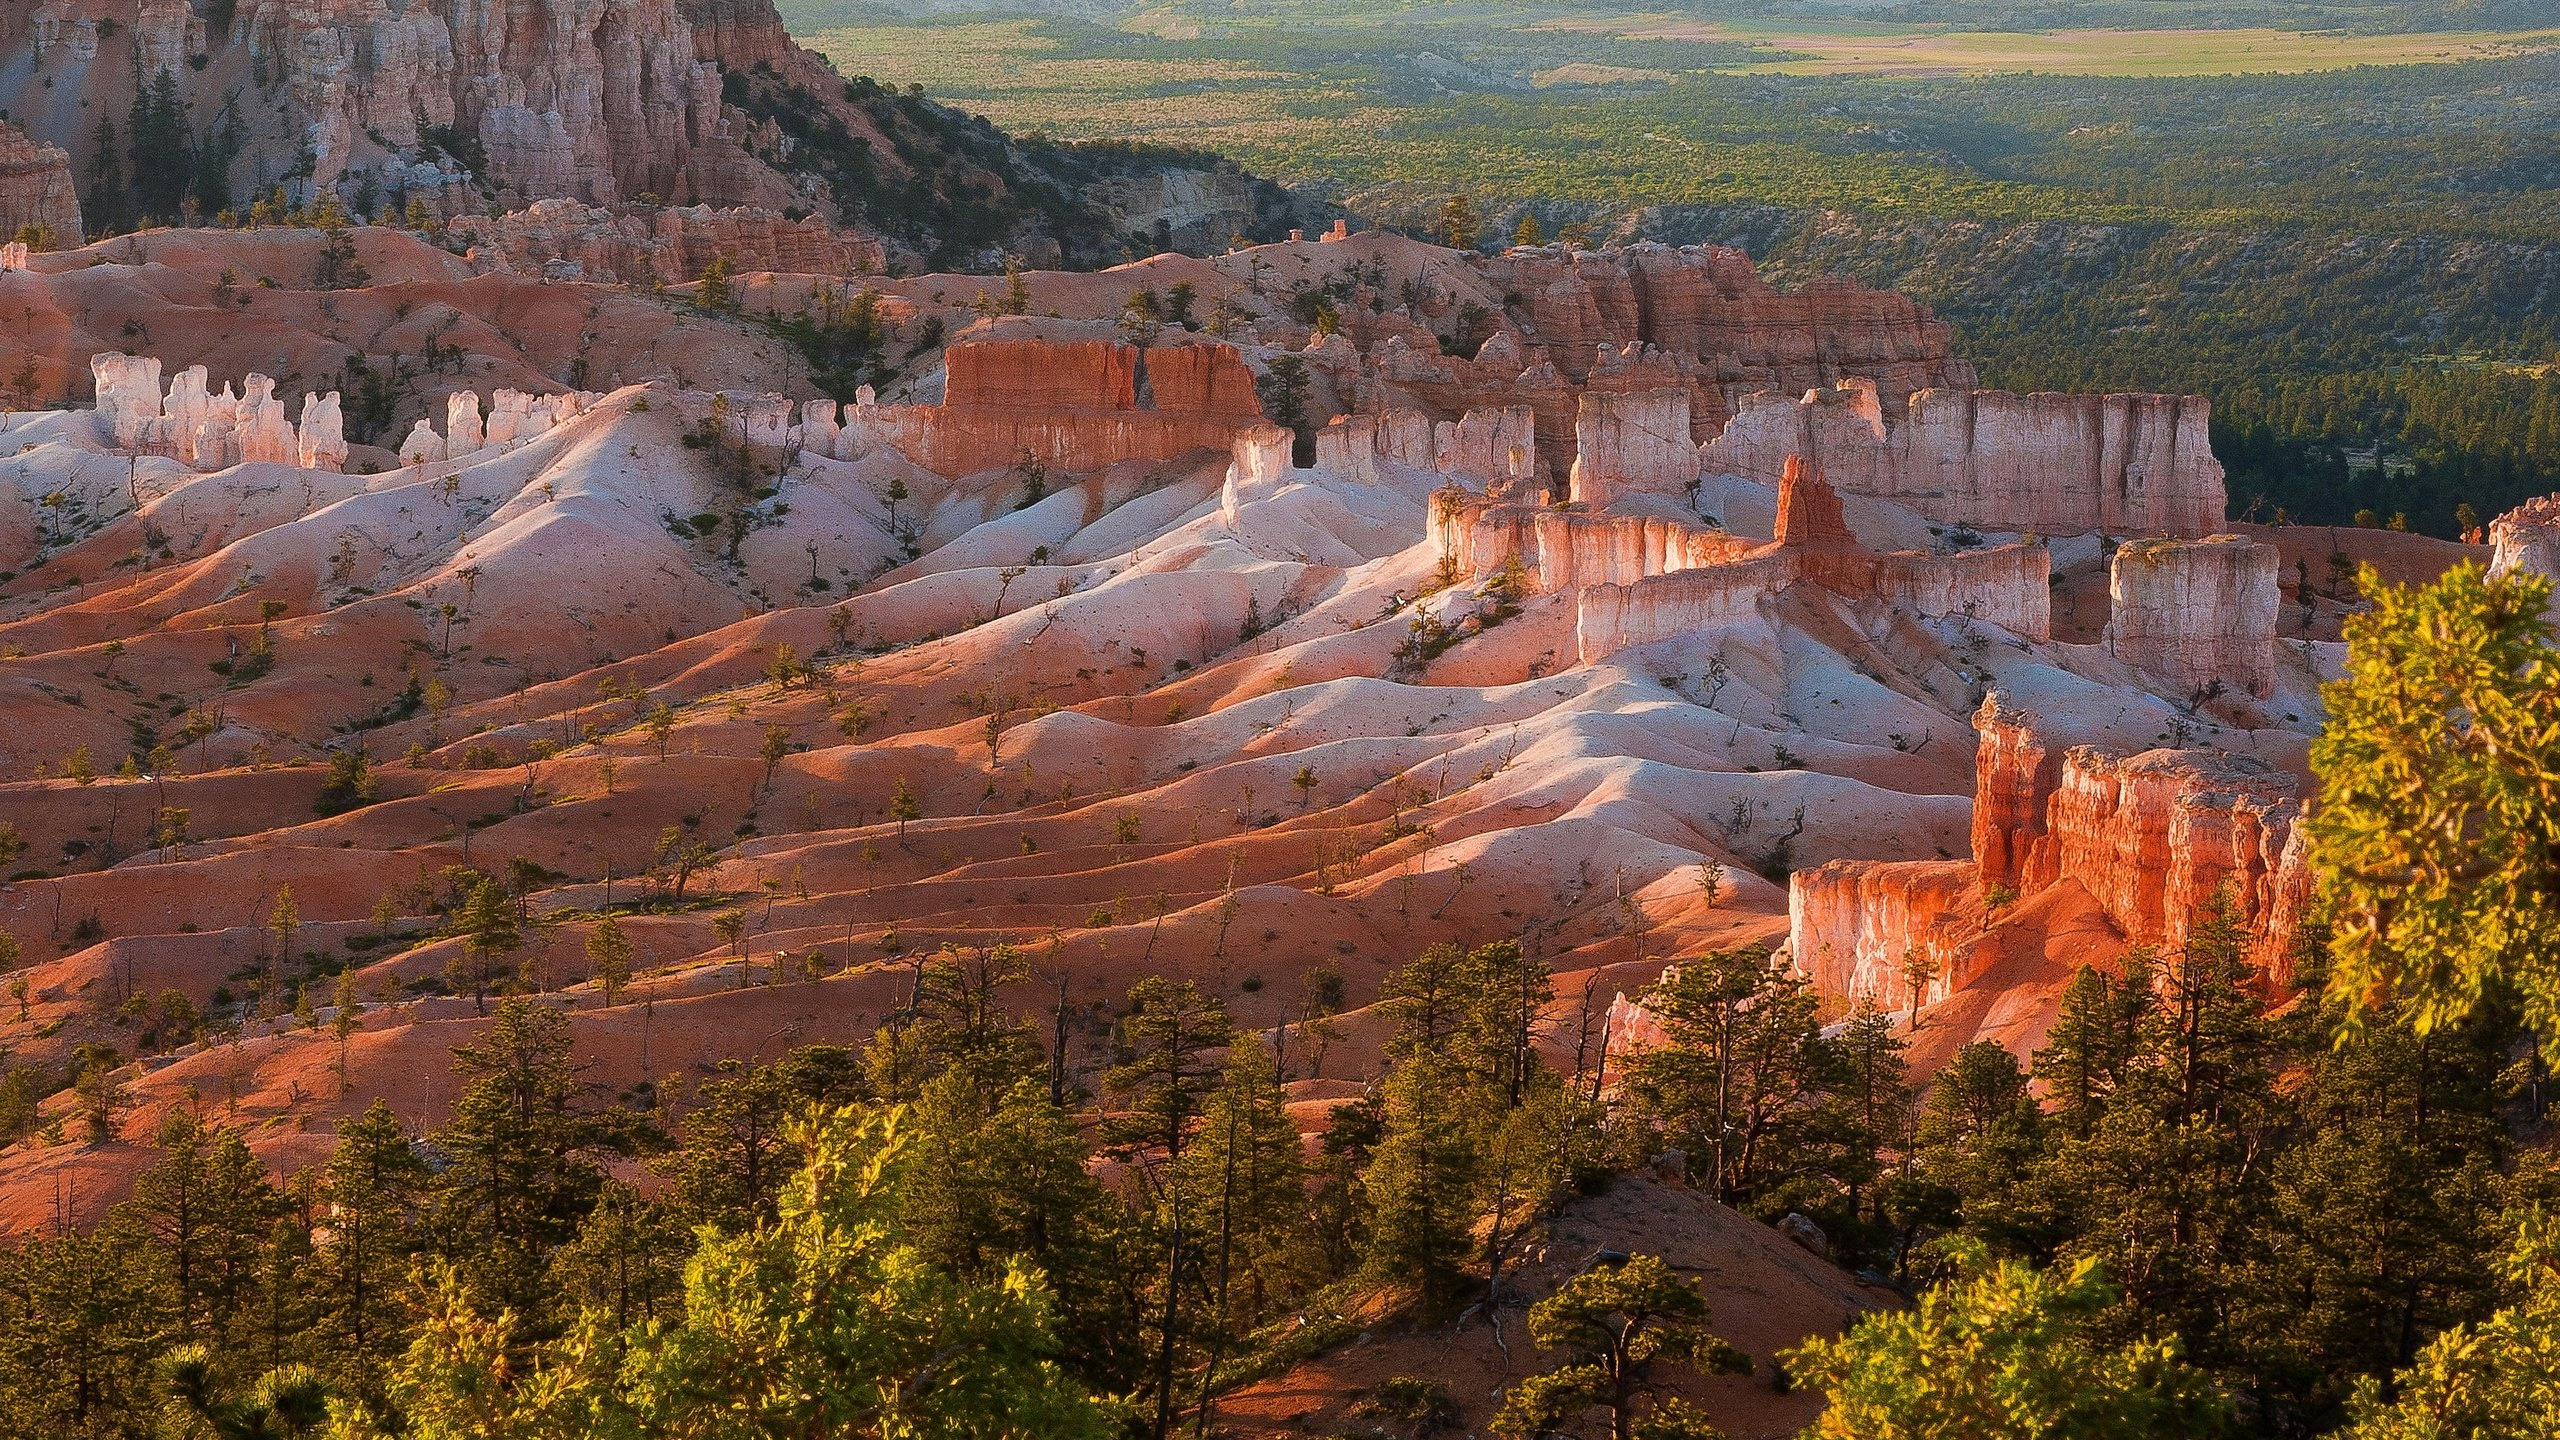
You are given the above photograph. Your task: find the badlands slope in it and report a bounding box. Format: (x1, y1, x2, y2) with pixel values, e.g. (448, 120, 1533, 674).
(0, 221, 2483, 1243)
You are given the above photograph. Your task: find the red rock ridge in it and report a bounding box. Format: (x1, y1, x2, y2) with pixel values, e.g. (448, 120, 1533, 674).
(869, 337, 1264, 477)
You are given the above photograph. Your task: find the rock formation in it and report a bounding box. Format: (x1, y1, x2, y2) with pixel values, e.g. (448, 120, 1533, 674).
(2489, 494, 2560, 621)
(1568, 388, 1698, 508)
(1477, 243, 1973, 412)
(2104, 535, 2280, 701)
(459, 200, 887, 283)
(1315, 409, 1435, 483)
(853, 337, 1265, 478)
(1792, 693, 2313, 1007)
(89, 353, 595, 474)
(0, 120, 80, 247)
(1789, 859, 1979, 1005)
(1573, 460, 2051, 661)
(1433, 407, 1542, 494)
(1699, 381, 2226, 538)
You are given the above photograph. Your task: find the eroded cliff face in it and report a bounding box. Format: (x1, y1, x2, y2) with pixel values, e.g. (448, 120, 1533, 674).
(1699, 381, 2226, 538)
(1968, 694, 2306, 959)
(1477, 244, 1973, 411)
(1571, 462, 2051, 661)
(1790, 693, 2313, 1008)
(1789, 859, 1979, 1006)
(0, 120, 81, 247)
(458, 199, 885, 283)
(852, 334, 1264, 477)
(2038, 743, 2301, 957)
(2104, 534, 2280, 702)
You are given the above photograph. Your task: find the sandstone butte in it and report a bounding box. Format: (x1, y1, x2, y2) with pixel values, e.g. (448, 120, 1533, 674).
(0, 211, 2514, 1435)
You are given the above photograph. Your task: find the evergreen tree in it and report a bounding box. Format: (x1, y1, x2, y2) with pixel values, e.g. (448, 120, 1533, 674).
(1619, 948, 1839, 1211)
(2309, 562, 2560, 1047)
(1173, 1040, 1311, 1358)
(2341, 1208, 2560, 1439)
(1492, 1254, 1749, 1440)
(315, 1101, 426, 1378)
(376, 1107, 1113, 1440)
(902, 1072, 1142, 1390)
(0, 1219, 172, 1436)
(1786, 1242, 2233, 1439)
(122, 1108, 284, 1355)
(1361, 1051, 1483, 1317)
(1103, 977, 1235, 1438)
(426, 999, 605, 1320)
(446, 878, 519, 1015)
(127, 69, 192, 224)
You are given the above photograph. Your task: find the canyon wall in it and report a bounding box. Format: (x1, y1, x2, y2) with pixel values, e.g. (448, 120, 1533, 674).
(1429, 491, 1757, 591)
(2104, 534, 2280, 700)
(2036, 743, 2303, 958)
(1791, 695, 2313, 1004)
(1315, 408, 1435, 483)
(1699, 383, 2226, 538)
(0, 120, 81, 245)
(1477, 243, 1974, 410)
(1351, 243, 1976, 479)
(1432, 406, 1541, 494)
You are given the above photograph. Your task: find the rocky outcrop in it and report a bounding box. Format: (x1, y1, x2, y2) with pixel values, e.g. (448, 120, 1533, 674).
(1429, 491, 1757, 592)
(2489, 494, 2560, 621)
(2104, 535, 2280, 701)
(1966, 695, 2308, 959)
(1478, 243, 1974, 411)
(459, 200, 886, 283)
(2036, 744, 2302, 957)
(1789, 859, 1979, 1006)
(857, 338, 1264, 478)
(1573, 462, 2050, 660)
(1971, 697, 2065, 891)
(945, 339, 1140, 412)
(1433, 407, 1542, 494)
(94, 353, 594, 473)
(1794, 693, 2313, 1006)
(1315, 409, 1435, 483)
(1699, 383, 2226, 538)
(1568, 387, 1698, 508)
(0, 120, 80, 246)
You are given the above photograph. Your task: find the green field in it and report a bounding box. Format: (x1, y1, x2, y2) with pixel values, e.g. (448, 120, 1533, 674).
(1564, 16, 2560, 75)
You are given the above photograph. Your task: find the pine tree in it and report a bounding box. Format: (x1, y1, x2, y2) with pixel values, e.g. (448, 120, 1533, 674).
(446, 879, 518, 1014)
(1492, 1254, 1749, 1440)
(2035, 952, 2156, 1138)
(1361, 1051, 1483, 1317)
(427, 999, 603, 1318)
(317, 1101, 426, 1366)
(1102, 978, 1235, 1439)
(903, 1073, 1143, 1391)
(1619, 948, 1836, 1210)
(127, 69, 192, 224)
(584, 915, 632, 1008)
